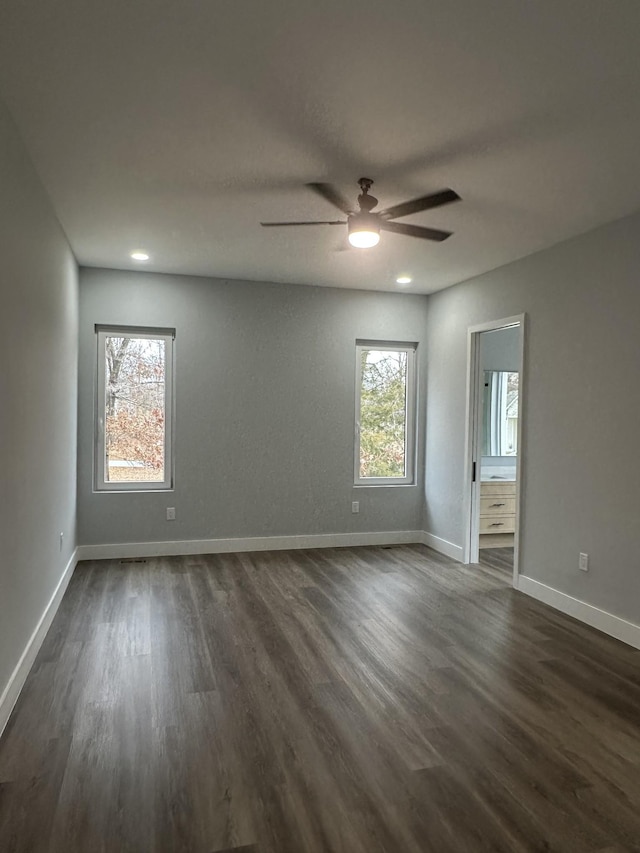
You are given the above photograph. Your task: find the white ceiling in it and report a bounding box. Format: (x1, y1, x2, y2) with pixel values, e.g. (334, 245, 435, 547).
(1, 0, 640, 294)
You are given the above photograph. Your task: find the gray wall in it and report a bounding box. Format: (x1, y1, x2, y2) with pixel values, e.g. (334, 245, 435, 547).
(423, 212, 640, 624)
(480, 325, 521, 373)
(78, 269, 429, 545)
(0, 101, 78, 703)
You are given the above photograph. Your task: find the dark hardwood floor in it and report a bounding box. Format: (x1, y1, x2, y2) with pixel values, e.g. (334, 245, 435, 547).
(2, 544, 640, 852)
(478, 546, 514, 576)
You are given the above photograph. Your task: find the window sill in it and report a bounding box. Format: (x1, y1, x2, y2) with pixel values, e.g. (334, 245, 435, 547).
(353, 482, 417, 489)
(93, 487, 175, 495)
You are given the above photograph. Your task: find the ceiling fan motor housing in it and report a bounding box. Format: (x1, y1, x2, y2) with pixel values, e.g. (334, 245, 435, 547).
(357, 177, 378, 212)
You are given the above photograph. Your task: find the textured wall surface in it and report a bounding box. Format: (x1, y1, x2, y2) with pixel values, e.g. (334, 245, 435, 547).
(77, 269, 429, 545)
(0, 100, 78, 704)
(423, 212, 640, 624)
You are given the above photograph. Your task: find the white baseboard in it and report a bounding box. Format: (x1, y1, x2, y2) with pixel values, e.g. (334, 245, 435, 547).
(516, 575, 640, 651)
(76, 530, 425, 562)
(0, 548, 78, 739)
(419, 531, 464, 562)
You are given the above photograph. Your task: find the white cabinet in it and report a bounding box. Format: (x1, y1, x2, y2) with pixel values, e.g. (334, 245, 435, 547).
(479, 480, 516, 537)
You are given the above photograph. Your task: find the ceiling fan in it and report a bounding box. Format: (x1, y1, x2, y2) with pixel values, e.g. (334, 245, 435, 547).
(261, 178, 460, 248)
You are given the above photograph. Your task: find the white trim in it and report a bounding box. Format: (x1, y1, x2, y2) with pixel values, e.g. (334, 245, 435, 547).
(466, 314, 525, 335)
(512, 317, 527, 586)
(0, 549, 78, 738)
(420, 532, 464, 562)
(517, 575, 640, 651)
(76, 530, 426, 561)
(95, 327, 175, 492)
(462, 329, 481, 564)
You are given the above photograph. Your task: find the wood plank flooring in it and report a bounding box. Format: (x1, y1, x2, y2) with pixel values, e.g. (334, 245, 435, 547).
(478, 546, 514, 575)
(1, 545, 640, 852)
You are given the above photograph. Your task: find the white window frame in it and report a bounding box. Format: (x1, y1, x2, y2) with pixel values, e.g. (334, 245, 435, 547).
(354, 340, 417, 486)
(95, 325, 175, 492)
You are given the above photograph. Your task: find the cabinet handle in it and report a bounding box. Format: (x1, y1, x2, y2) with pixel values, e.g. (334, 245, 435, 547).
(490, 502, 505, 507)
(489, 522, 505, 527)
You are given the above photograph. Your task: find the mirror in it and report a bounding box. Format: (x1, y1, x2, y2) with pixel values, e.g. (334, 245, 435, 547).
(482, 371, 519, 456)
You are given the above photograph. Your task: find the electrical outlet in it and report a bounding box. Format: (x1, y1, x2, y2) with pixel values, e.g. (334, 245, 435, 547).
(352, 501, 359, 514)
(166, 507, 176, 521)
(579, 552, 589, 572)
(59, 532, 64, 551)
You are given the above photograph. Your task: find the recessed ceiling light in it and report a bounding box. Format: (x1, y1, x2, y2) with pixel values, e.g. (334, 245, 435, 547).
(130, 251, 149, 261)
(396, 275, 412, 285)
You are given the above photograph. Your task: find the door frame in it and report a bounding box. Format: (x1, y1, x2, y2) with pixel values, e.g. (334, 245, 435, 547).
(462, 313, 526, 587)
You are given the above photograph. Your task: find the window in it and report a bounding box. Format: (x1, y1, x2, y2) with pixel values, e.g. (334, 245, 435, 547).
(95, 326, 174, 491)
(355, 341, 417, 485)
(482, 370, 519, 457)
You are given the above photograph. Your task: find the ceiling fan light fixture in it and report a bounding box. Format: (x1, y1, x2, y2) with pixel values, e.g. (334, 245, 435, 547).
(348, 213, 380, 248)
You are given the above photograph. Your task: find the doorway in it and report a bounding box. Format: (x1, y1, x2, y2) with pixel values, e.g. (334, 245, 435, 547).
(463, 315, 525, 585)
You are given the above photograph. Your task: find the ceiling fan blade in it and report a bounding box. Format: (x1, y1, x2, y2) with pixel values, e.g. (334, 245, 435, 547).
(306, 182, 354, 214)
(380, 220, 452, 242)
(379, 188, 460, 220)
(261, 220, 346, 227)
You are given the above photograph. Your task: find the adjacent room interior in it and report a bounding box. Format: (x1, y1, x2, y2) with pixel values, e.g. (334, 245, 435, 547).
(471, 322, 522, 573)
(2, 2, 640, 850)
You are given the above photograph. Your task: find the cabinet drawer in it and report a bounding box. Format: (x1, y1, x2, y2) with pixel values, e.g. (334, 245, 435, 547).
(479, 515, 515, 534)
(480, 480, 516, 497)
(480, 496, 516, 516)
